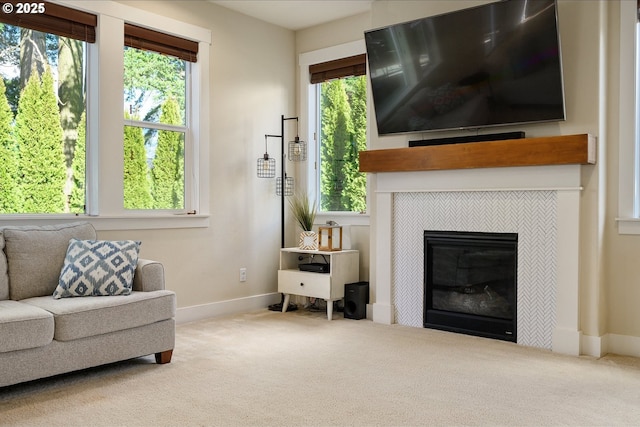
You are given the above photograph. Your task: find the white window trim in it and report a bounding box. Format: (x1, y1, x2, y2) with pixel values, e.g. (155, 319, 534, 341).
(617, 0, 640, 234)
(298, 40, 370, 227)
(0, 0, 211, 231)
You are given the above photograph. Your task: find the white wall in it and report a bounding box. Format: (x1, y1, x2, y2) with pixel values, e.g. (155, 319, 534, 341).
(295, 12, 373, 283)
(604, 0, 640, 352)
(101, 1, 297, 320)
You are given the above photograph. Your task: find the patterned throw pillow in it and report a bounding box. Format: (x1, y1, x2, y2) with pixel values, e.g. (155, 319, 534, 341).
(53, 239, 141, 299)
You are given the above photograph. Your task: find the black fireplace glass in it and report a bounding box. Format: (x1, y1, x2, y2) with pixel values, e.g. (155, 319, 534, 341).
(424, 231, 517, 342)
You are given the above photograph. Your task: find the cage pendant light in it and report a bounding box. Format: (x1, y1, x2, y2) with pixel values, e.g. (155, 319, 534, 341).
(276, 176, 294, 196)
(257, 136, 276, 178)
(288, 135, 307, 162)
(257, 115, 302, 248)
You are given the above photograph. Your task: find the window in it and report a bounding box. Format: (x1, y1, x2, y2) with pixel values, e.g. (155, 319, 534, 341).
(123, 24, 195, 211)
(0, 1, 210, 229)
(310, 54, 367, 213)
(0, 2, 95, 214)
(618, 0, 640, 233)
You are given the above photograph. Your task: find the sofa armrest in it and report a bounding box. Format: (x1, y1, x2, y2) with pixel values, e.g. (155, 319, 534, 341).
(133, 259, 165, 292)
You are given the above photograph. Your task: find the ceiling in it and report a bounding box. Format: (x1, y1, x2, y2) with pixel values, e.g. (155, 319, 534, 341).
(208, 1, 373, 31)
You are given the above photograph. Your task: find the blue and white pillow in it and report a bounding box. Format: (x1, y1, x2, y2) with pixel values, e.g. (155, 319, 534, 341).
(53, 239, 141, 299)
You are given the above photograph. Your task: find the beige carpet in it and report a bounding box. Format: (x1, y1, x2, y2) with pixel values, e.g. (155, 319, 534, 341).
(2, 309, 640, 426)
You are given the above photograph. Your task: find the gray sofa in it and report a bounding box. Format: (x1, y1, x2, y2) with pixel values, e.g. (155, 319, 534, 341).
(0, 222, 176, 388)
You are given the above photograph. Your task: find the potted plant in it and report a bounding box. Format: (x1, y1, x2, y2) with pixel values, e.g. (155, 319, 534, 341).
(289, 191, 317, 250)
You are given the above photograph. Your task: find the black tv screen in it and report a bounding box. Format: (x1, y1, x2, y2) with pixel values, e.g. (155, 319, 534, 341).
(364, 0, 566, 136)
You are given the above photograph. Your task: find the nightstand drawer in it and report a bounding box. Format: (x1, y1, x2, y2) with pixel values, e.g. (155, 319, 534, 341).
(278, 270, 332, 299)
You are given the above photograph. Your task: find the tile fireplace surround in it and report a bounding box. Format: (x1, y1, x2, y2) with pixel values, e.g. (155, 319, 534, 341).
(365, 136, 595, 356)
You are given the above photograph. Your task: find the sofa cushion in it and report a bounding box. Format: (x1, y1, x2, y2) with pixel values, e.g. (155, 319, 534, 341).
(0, 233, 8, 300)
(22, 290, 176, 342)
(0, 300, 54, 353)
(53, 239, 141, 299)
(3, 222, 97, 300)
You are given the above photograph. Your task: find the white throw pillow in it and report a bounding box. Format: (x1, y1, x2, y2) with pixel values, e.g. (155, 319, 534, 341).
(53, 239, 140, 299)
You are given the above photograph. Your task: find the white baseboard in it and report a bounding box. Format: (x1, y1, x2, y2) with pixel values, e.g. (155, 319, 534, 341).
(176, 292, 282, 324)
(606, 333, 640, 357)
(372, 302, 394, 324)
(581, 334, 608, 357)
(552, 327, 582, 356)
(581, 333, 640, 358)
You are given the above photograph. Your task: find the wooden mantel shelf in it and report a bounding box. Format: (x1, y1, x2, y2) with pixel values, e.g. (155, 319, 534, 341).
(359, 134, 596, 173)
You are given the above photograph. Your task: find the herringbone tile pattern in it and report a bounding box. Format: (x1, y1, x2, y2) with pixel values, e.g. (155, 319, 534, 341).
(392, 191, 557, 349)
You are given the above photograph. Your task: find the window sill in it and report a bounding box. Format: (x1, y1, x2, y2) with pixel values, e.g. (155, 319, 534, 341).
(316, 212, 369, 227)
(616, 218, 640, 235)
(0, 213, 210, 231)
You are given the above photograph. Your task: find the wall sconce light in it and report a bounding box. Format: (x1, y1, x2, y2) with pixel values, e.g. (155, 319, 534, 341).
(318, 222, 343, 251)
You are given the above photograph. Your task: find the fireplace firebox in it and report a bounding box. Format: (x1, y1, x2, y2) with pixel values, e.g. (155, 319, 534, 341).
(424, 231, 517, 342)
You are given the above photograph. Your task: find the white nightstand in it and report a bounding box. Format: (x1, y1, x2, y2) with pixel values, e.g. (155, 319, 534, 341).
(278, 247, 359, 320)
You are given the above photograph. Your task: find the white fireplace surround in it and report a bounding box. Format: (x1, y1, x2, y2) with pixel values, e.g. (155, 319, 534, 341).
(371, 164, 582, 355)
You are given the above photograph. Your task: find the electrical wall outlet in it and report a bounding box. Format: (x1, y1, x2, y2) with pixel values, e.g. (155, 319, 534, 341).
(239, 268, 247, 282)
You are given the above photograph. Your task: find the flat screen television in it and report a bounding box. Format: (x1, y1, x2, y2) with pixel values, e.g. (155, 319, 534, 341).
(364, 0, 566, 136)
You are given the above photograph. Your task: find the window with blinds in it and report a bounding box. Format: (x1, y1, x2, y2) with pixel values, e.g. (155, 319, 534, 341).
(309, 53, 366, 84)
(0, 1, 95, 214)
(310, 54, 368, 213)
(123, 25, 194, 210)
(124, 24, 198, 62)
(0, 1, 96, 42)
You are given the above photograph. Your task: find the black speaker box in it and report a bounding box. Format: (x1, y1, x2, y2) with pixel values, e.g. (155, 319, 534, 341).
(344, 281, 369, 320)
(408, 131, 525, 147)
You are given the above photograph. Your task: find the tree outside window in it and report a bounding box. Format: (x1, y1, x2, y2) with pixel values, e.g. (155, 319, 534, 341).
(318, 75, 367, 213)
(0, 23, 86, 214)
(123, 46, 186, 211)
